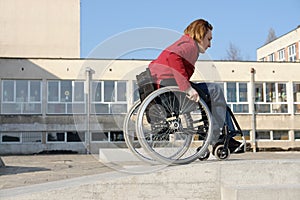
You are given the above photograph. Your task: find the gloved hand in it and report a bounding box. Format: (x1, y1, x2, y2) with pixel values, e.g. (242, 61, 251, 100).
(185, 86, 199, 102)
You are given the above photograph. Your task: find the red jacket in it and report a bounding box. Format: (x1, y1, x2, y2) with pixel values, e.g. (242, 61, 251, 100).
(149, 34, 199, 91)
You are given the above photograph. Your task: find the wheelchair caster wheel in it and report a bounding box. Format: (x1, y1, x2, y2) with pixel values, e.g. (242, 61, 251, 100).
(198, 150, 210, 161)
(197, 147, 210, 161)
(214, 145, 230, 160)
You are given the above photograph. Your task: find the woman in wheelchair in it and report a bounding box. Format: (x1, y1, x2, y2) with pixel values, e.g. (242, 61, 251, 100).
(148, 19, 243, 157)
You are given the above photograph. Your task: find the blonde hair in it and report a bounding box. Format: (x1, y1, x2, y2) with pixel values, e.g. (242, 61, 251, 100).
(184, 19, 213, 43)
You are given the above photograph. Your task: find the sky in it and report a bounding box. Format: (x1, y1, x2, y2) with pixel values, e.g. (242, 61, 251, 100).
(80, 0, 300, 61)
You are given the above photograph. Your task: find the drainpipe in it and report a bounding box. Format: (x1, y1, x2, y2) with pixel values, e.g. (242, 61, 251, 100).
(250, 68, 256, 152)
(86, 67, 95, 154)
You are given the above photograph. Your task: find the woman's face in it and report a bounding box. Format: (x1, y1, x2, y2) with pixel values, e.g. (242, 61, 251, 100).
(198, 30, 212, 54)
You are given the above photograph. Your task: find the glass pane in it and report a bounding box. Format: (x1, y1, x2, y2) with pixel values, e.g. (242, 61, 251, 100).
(295, 131, 300, 140)
(2, 133, 21, 142)
(272, 104, 288, 113)
(22, 132, 42, 143)
(294, 104, 300, 113)
(23, 103, 42, 114)
(47, 103, 66, 114)
(256, 131, 270, 140)
(278, 84, 287, 102)
(92, 132, 109, 141)
(233, 104, 249, 113)
(255, 104, 270, 113)
(110, 131, 125, 141)
(68, 103, 85, 114)
(239, 83, 248, 102)
(111, 104, 127, 114)
(48, 81, 59, 101)
(227, 82, 236, 102)
(273, 131, 289, 140)
(104, 81, 115, 102)
(266, 82, 275, 102)
(61, 81, 72, 102)
(3, 80, 14, 102)
(117, 81, 127, 101)
(92, 82, 101, 102)
(92, 103, 109, 114)
(74, 82, 84, 102)
(255, 83, 264, 102)
(16, 80, 28, 102)
(293, 83, 300, 102)
(47, 132, 65, 142)
(67, 132, 85, 142)
(30, 81, 41, 102)
(2, 103, 21, 114)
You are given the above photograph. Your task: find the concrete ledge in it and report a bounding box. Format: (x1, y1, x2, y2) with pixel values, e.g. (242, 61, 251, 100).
(99, 148, 143, 163)
(221, 184, 300, 200)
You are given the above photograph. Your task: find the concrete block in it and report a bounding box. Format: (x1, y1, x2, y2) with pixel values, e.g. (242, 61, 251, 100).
(99, 148, 143, 163)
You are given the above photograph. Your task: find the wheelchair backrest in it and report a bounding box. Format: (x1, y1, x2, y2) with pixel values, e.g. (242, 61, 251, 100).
(136, 68, 156, 102)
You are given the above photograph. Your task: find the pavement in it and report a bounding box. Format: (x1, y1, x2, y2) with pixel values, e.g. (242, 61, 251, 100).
(0, 151, 299, 200)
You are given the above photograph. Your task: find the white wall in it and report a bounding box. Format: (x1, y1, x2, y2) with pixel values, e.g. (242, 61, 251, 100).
(0, 0, 80, 58)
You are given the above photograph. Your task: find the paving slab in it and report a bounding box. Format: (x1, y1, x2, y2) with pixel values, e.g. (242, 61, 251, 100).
(0, 152, 299, 200)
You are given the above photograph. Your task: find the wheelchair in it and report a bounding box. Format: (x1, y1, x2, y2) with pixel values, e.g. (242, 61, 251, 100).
(123, 68, 246, 165)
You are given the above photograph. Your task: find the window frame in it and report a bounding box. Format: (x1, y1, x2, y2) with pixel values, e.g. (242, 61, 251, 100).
(91, 80, 127, 114)
(254, 82, 288, 114)
(224, 82, 250, 114)
(47, 80, 85, 114)
(1, 80, 42, 114)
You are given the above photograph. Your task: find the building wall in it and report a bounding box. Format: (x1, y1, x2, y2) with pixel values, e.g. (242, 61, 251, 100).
(0, 0, 80, 58)
(0, 58, 300, 154)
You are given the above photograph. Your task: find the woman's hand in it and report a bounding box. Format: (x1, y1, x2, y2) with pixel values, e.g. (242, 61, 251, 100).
(185, 86, 199, 102)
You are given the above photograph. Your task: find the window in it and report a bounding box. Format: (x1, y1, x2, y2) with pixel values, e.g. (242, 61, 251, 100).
(47, 132, 65, 142)
(67, 132, 85, 142)
(288, 44, 296, 62)
(1, 133, 21, 143)
(22, 132, 42, 143)
(0, 132, 42, 143)
(273, 131, 289, 140)
(278, 49, 285, 61)
(91, 131, 125, 142)
(47, 80, 85, 114)
(225, 82, 249, 113)
(259, 57, 266, 62)
(47, 132, 85, 143)
(255, 82, 288, 113)
(295, 131, 300, 140)
(2, 80, 42, 114)
(293, 83, 300, 113)
(91, 80, 127, 114)
(110, 131, 125, 142)
(268, 53, 275, 61)
(256, 130, 289, 140)
(256, 131, 270, 140)
(91, 132, 109, 142)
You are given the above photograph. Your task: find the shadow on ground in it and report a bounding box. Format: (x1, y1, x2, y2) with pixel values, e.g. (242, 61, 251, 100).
(0, 166, 50, 176)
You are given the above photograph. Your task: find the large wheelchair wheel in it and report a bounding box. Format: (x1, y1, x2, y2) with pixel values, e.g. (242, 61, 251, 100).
(136, 86, 213, 165)
(123, 100, 157, 164)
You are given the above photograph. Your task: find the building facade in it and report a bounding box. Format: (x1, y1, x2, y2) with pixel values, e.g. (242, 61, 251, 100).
(0, 0, 80, 58)
(0, 58, 300, 154)
(257, 26, 300, 62)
